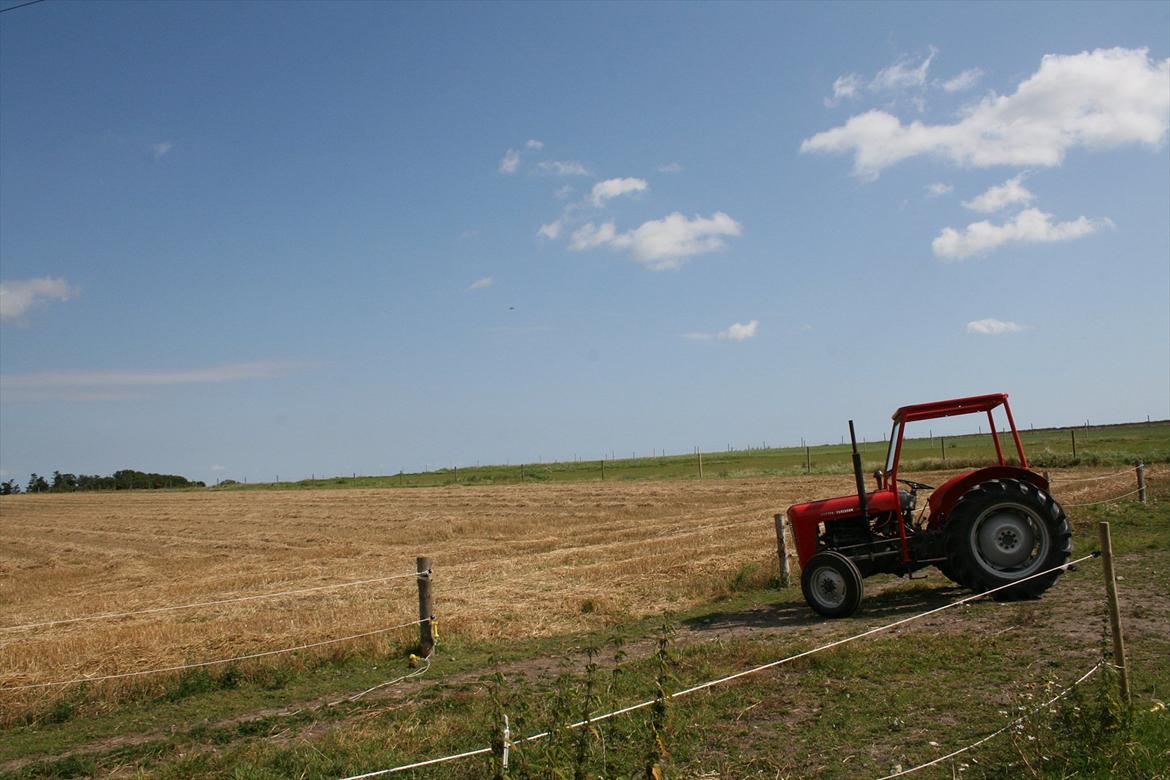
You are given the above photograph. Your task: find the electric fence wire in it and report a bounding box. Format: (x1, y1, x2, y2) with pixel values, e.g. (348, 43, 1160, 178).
(0, 0, 47, 14)
(1062, 487, 1147, 507)
(1, 570, 427, 633)
(873, 660, 1105, 779)
(331, 635, 438, 707)
(1049, 467, 1139, 485)
(4, 618, 430, 691)
(337, 554, 1097, 780)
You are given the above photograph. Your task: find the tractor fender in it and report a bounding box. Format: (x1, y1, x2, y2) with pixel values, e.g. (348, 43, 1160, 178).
(926, 466, 1049, 527)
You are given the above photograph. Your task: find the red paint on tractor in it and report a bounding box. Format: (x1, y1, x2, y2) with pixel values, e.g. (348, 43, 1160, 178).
(925, 466, 1049, 525)
(786, 393, 1071, 619)
(787, 490, 900, 565)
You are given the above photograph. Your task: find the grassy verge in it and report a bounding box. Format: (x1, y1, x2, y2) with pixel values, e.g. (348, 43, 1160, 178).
(216, 420, 1170, 489)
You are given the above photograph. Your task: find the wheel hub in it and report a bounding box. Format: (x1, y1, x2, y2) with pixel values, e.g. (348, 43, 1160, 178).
(976, 509, 1037, 569)
(812, 568, 846, 608)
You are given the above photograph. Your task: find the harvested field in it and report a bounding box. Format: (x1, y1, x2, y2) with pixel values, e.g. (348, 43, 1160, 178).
(0, 467, 1161, 721)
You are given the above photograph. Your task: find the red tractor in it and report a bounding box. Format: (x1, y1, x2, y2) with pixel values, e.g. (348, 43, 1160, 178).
(787, 394, 1071, 617)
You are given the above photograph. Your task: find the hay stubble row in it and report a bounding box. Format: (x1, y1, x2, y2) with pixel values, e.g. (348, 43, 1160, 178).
(0, 477, 860, 704)
(0, 468, 1139, 716)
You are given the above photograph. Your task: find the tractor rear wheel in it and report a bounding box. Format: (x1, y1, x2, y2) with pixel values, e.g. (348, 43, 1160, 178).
(943, 479, 1071, 599)
(801, 550, 864, 618)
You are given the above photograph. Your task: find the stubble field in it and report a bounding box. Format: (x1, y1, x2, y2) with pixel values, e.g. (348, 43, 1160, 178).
(1, 467, 1158, 723)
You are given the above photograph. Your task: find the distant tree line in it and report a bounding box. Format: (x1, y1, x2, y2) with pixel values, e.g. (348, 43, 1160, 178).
(0, 469, 205, 494)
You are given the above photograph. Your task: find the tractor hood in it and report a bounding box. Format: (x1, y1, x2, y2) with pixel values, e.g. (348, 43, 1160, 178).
(786, 489, 901, 564)
(787, 489, 901, 522)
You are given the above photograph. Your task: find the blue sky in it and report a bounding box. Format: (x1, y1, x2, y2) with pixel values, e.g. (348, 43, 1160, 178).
(1, 1, 1167, 483)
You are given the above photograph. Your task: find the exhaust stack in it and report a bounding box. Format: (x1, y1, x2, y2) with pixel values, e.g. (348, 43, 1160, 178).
(848, 420, 868, 521)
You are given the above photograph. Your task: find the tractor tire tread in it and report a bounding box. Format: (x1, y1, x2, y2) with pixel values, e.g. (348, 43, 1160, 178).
(943, 478, 1071, 599)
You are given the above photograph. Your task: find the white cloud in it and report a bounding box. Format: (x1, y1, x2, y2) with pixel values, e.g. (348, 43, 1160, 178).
(932, 208, 1113, 260)
(658, 162, 683, 173)
(537, 220, 562, 240)
(608, 212, 743, 270)
(538, 160, 590, 176)
(941, 68, 984, 93)
(0, 361, 312, 390)
(539, 179, 647, 241)
(498, 149, 520, 174)
(568, 221, 617, 251)
(825, 74, 864, 107)
(589, 177, 648, 206)
(210, 464, 226, 472)
(467, 276, 494, 291)
(825, 49, 936, 107)
(966, 318, 1024, 335)
(803, 48, 1170, 179)
(962, 173, 1033, 212)
(925, 182, 953, 197)
(0, 276, 77, 321)
(871, 47, 936, 92)
(569, 213, 743, 271)
(719, 320, 759, 341)
(150, 141, 172, 158)
(683, 319, 759, 342)
(833, 73, 863, 100)
(525, 139, 544, 150)
(554, 185, 574, 199)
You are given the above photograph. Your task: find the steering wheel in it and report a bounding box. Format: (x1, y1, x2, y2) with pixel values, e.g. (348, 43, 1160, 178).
(897, 479, 935, 491)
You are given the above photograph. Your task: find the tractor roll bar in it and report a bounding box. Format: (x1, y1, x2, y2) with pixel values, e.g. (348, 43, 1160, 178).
(890, 392, 1028, 468)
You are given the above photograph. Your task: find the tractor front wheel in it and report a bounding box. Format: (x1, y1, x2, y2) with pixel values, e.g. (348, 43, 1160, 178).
(801, 550, 864, 618)
(944, 479, 1071, 599)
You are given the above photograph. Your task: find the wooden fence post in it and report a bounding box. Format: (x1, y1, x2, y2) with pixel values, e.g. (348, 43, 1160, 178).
(1136, 461, 1146, 504)
(416, 557, 434, 657)
(698, 451, 704, 480)
(805, 446, 811, 474)
(1097, 522, 1130, 706)
(774, 514, 792, 587)
(1071, 429, 1077, 457)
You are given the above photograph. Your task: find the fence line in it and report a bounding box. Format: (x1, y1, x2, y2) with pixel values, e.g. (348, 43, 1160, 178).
(1, 570, 426, 633)
(874, 659, 1104, 779)
(1049, 467, 1136, 486)
(329, 645, 436, 708)
(1062, 487, 1146, 507)
(4, 618, 429, 691)
(338, 555, 1096, 780)
(344, 746, 494, 779)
